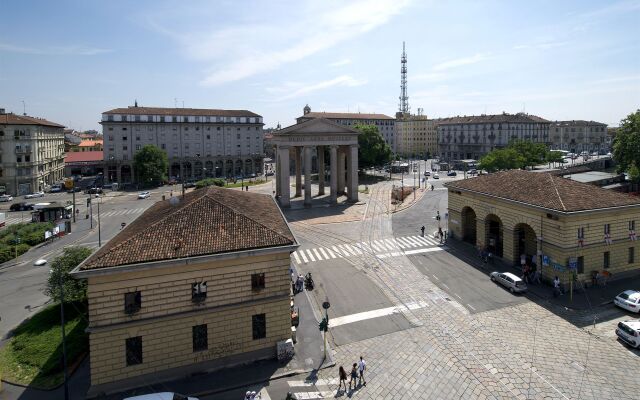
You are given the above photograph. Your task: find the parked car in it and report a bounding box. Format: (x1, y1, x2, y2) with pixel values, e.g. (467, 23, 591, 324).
(614, 290, 640, 313)
(580, 151, 589, 156)
(123, 393, 198, 400)
(183, 181, 196, 188)
(138, 191, 151, 199)
(10, 202, 34, 211)
(49, 185, 62, 193)
(591, 152, 598, 157)
(0, 195, 14, 202)
(490, 271, 527, 293)
(85, 187, 103, 194)
(615, 320, 640, 348)
(468, 169, 478, 175)
(432, 173, 440, 179)
(447, 171, 457, 177)
(265, 171, 274, 176)
(424, 171, 431, 177)
(25, 191, 45, 199)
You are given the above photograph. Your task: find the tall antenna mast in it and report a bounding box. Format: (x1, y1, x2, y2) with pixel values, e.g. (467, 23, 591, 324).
(399, 42, 409, 116)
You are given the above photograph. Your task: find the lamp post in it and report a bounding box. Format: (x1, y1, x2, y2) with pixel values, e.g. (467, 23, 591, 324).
(97, 196, 102, 247)
(321, 300, 331, 360)
(50, 269, 70, 400)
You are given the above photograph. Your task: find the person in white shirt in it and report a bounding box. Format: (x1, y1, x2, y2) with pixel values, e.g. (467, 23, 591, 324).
(358, 356, 367, 386)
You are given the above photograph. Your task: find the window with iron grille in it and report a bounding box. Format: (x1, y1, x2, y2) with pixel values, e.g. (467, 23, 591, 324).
(251, 273, 265, 290)
(604, 251, 610, 269)
(124, 291, 141, 314)
(604, 224, 610, 235)
(630, 221, 636, 231)
(192, 324, 208, 352)
(629, 247, 635, 264)
(192, 282, 207, 302)
(125, 336, 143, 366)
(577, 227, 585, 239)
(252, 314, 266, 340)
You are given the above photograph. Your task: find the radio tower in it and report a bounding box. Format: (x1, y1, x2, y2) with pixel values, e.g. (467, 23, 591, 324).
(398, 41, 409, 116)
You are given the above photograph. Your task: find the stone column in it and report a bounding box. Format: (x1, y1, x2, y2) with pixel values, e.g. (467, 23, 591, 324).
(304, 146, 312, 207)
(277, 146, 291, 207)
(295, 147, 302, 197)
(330, 145, 338, 204)
(275, 147, 281, 197)
(348, 144, 359, 202)
(337, 147, 346, 195)
(317, 146, 325, 195)
(346, 146, 352, 198)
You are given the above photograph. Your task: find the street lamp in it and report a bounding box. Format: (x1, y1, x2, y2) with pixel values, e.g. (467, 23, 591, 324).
(321, 299, 330, 360)
(50, 269, 70, 400)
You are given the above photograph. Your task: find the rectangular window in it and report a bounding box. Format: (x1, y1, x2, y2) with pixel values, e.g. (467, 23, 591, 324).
(172, 116, 177, 122)
(629, 247, 635, 264)
(630, 221, 636, 231)
(124, 291, 141, 314)
(122, 136, 128, 141)
(577, 227, 585, 239)
(136, 136, 140, 141)
(135, 144, 141, 150)
(577, 256, 584, 274)
(161, 144, 166, 150)
(107, 115, 114, 121)
(25, 155, 30, 162)
(147, 115, 153, 122)
(184, 117, 188, 122)
(192, 324, 208, 352)
(135, 115, 140, 122)
(123, 146, 128, 151)
(17, 156, 22, 163)
(603, 251, 610, 269)
(125, 336, 143, 366)
(252, 314, 266, 340)
(160, 116, 165, 123)
(604, 224, 610, 235)
(251, 273, 265, 290)
(192, 281, 207, 302)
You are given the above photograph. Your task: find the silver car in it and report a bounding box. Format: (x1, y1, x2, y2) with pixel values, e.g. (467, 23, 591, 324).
(490, 271, 527, 293)
(616, 320, 640, 348)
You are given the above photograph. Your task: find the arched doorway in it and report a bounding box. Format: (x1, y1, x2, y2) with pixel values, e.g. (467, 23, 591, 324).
(215, 160, 224, 177)
(170, 163, 180, 180)
(225, 160, 234, 178)
(485, 214, 503, 257)
(120, 165, 132, 183)
(205, 161, 214, 177)
(461, 207, 477, 245)
(513, 223, 537, 265)
(234, 160, 242, 176)
(245, 159, 253, 175)
(183, 162, 192, 180)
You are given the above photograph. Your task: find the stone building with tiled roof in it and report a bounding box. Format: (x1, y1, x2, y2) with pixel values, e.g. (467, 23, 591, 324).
(549, 120, 608, 154)
(437, 112, 551, 162)
(445, 170, 640, 285)
(0, 108, 65, 195)
(72, 187, 298, 395)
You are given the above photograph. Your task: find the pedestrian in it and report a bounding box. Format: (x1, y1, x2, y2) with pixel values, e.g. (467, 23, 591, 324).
(245, 391, 251, 400)
(553, 276, 562, 297)
(420, 226, 425, 237)
(349, 363, 358, 390)
(438, 227, 444, 243)
(358, 356, 367, 386)
(520, 253, 526, 268)
(522, 264, 530, 283)
(338, 365, 348, 392)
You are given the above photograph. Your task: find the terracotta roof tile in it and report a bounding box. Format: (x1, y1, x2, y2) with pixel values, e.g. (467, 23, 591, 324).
(0, 113, 65, 128)
(80, 187, 296, 270)
(300, 112, 394, 120)
(436, 113, 549, 125)
(445, 170, 640, 212)
(64, 151, 104, 163)
(103, 107, 261, 118)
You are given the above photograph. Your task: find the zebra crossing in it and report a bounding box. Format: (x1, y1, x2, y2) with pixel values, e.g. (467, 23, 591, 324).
(100, 207, 148, 218)
(292, 235, 444, 264)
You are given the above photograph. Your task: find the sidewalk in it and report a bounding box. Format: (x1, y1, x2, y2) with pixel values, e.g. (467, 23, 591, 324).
(445, 238, 640, 311)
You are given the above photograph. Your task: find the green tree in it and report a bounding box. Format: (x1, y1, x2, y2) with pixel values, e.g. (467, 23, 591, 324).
(613, 110, 640, 183)
(44, 247, 93, 303)
(545, 150, 565, 167)
(478, 148, 525, 172)
(133, 144, 169, 187)
(508, 140, 548, 168)
(354, 124, 392, 169)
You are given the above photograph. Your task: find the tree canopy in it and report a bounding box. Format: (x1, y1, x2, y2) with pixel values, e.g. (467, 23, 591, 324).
(354, 124, 392, 169)
(45, 246, 93, 303)
(478, 140, 557, 172)
(613, 110, 640, 183)
(478, 148, 525, 172)
(133, 145, 169, 186)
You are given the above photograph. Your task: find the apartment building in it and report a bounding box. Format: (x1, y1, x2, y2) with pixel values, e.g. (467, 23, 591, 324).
(437, 112, 551, 161)
(101, 105, 264, 183)
(72, 187, 298, 395)
(0, 109, 65, 195)
(549, 120, 608, 154)
(297, 105, 396, 152)
(395, 112, 438, 159)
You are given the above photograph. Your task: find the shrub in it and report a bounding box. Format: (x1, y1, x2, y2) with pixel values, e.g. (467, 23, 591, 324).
(195, 178, 225, 188)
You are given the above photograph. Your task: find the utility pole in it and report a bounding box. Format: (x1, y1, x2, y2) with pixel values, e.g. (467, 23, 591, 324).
(97, 198, 102, 247)
(72, 185, 76, 223)
(89, 197, 93, 229)
(57, 273, 70, 400)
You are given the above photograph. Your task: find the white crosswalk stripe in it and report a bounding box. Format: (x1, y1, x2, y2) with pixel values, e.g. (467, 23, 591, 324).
(284, 378, 337, 399)
(292, 235, 445, 264)
(100, 207, 147, 218)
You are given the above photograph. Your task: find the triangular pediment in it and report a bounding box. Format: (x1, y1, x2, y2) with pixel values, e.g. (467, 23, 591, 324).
(275, 118, 360, 137)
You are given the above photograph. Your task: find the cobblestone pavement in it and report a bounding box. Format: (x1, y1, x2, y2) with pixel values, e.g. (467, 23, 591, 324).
(291, 183, 639, 399)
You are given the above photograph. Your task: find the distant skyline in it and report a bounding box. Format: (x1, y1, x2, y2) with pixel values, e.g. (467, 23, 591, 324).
(0, 0, 639, 131)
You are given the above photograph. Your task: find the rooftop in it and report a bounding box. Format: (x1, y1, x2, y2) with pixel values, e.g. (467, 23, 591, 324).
(103, 106, 261, 118)
(79, 187, 296, 271)
(0, 112, 65, 128)
(436, 112, 549, 125)
(550, 120, 608, 127)
(78, 139, 103, 147)
(445, 170, 640, 212)
(64, 151, 104, 163)
(299, 111, 394, 120)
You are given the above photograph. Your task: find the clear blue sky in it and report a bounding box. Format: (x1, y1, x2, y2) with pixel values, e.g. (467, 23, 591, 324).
(1, 0, 638, 131)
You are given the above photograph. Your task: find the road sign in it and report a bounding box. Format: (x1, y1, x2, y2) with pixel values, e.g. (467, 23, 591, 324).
(569, 257, 577, 270)
(64, 179, 74, 189)
(542, 255, 549, 267)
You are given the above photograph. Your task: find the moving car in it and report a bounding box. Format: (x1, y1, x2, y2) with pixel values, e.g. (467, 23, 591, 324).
(490, 271, 527, 293)
(25, 191, 45, 199)
(615, 320, 640, 348)
(49, 185, 62, 193)
(0, 195, 14, 202)
(614, 290, 640, 313)
(33, 259, 47, 266)
(424, 171, 431, 177)
(447, 171, 457, 177)
(138, 191, 151, 199)
(85, 187, 103, 194)
(468, 169, 478, 175)
(10, 202, 34, 211)
(123, 393, 198, 400)
(432, 173, 439, 179)
(66, 187, 82, 193)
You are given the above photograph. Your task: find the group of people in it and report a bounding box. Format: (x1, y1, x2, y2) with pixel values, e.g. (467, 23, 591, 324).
(243, 390, 260, 399)
(520, 254, 542, 285)
(338, 356, 367, 392)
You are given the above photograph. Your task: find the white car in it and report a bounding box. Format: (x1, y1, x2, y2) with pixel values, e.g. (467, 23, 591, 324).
(34, 259, 47, 266)
(124, 393, 198, 400)
(0, 195, 13, 202)
(616, 320, 640, 348)
(614, 290, 640, 313)
(432, 173, 440, 179)
(25, 191, 45, 199)
(138, 191, 151, 199)
(490, 271, 527, 293)
(424, 171, 431, 177)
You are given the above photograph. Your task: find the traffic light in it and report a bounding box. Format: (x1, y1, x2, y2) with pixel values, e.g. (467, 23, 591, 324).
(318, 316, 329, 332)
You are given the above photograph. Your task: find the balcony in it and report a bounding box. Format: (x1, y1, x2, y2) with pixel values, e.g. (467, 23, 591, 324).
(15, 147, 32, 155)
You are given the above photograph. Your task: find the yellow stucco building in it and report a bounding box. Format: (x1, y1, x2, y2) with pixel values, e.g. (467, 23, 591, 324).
(446, 170, 640, 284)
(72, 187, 298, 396)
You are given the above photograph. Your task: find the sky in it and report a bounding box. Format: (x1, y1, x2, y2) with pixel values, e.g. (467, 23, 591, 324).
(0, 0, 639, 131)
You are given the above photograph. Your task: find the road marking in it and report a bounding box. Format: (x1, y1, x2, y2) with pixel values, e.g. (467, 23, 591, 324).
(370, 242, 381, 251)
(467, 304, 476, 311)
(291, 392, 334, 399)
(312, 248, 322, 261)
(395, 237, 412, 248)
(326, 248, 337, 259)
(293, 252, 301, 264)
(442, 283, 450, 290)
(288, 378, 339, 387)
(432, 275, 439, 280)
(318, 247, 329, 260)
(404, 247, 444, 255)
(300, 251, 309, 263)
(330, 301, 429, 327)
(307, 249, 316, 262)
(330, 245, 341, 256)
(454, 293, 462, 299)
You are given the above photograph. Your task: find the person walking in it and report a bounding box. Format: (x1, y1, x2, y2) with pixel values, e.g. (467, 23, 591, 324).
(358, 356, 367, 386)
(420, 226, 425, 237)
(338, 366, 348, 392)
(553, 276, 562, 297)
(438, 227, 444, 243)
(349, 363, 358, 390)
